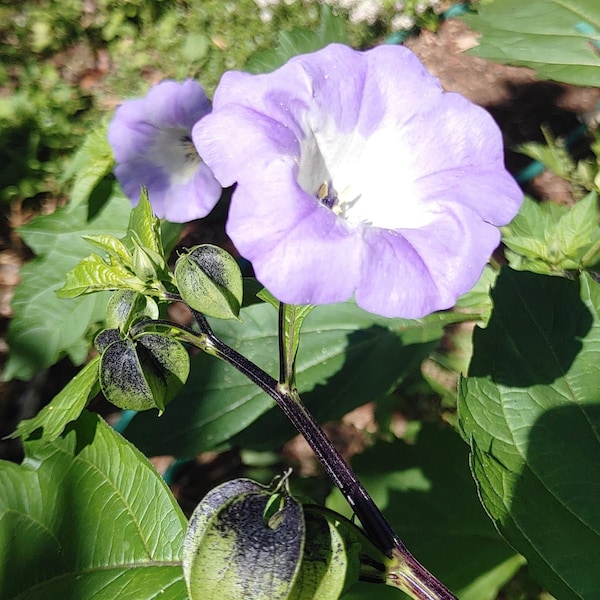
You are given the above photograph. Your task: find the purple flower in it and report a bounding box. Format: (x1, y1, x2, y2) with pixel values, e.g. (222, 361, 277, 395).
(193, 44, 522, 318)
(108, 79, 222, 223)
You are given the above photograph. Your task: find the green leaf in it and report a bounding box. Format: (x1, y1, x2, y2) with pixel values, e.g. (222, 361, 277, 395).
(4, 191, 132, 381)
(184, 478, 304, 600)
(61, 122, 115, 208)
(502, 193, 600, 274)
(175, 244, 243, 320)
(126, 188, 164, 256)
(10, 356, 100, 442)
(0, 411, 187, 599)
(83, 233, 134, 266)
(57, 252, 145, 298)
(124, 301, 473, 457)
(461, 0, 600, 86)
(458, 268, 600, 599)
(328, 425, 524, 600)
(279, 303, 315, 387)
(245, 5, 350, 74)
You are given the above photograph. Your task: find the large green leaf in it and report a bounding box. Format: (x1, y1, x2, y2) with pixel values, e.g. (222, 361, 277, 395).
(461, 0, 600, 86)
(5, 190, 132, 380)
(0, 411, 187, 599)
(459, 268, 600, 599)
(328, 425, 524, 600)
(124, 302, 470, 457)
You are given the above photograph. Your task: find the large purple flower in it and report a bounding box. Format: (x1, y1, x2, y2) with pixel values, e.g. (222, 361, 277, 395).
(108, 79, 222, 223)
(193, 44, 522, 318)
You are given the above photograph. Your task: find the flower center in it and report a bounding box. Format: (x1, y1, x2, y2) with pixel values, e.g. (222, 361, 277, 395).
(316, 181, 362, 219)
(298, 122, 436, 230)
(152, 127, 201, 185)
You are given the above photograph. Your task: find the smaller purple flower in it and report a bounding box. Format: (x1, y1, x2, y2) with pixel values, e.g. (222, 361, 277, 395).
(108, 79, 222, 223)
(193, 44, 523, 318)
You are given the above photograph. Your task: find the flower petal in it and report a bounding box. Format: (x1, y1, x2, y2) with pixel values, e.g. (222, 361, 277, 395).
(194, 44, 523, 318)
(108, 79, 221, 223)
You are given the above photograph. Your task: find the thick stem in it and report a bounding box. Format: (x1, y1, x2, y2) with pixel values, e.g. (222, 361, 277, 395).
(191, 310, 456, 600)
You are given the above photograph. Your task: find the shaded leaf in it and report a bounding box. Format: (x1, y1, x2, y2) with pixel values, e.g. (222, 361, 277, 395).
(10, 356, 100, 442)
(328, 425, 523, 600)
(4, 191, 132, 380)
(0, 411, 187, 599)
(124, 302, 471, 456)
(459, 268, 600, 599)
(461, 0, 600, 86)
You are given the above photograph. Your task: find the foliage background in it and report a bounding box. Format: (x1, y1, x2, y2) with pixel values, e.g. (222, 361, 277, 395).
(1, 1, 600, 599)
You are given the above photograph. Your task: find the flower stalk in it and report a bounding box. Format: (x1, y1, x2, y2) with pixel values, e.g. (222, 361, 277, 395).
(190, 309, 457, 600)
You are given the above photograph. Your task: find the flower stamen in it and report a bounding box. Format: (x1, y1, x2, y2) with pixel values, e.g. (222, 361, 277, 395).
(180, 135, 202, 164)
(317, 181, 337, 209)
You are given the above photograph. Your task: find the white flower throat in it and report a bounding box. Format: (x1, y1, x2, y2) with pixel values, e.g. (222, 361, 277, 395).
(298, 120, 436, 230)
(152, 127, 201, 185)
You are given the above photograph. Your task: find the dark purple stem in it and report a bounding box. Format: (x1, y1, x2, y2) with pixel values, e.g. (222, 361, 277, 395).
(191, 309, 456, 600)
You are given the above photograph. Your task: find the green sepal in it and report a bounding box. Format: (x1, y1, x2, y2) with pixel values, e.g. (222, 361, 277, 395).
(9, 356, 101, 442)
(291, 505, 387, 599)
(175, 244, 243, 320)
(99, 332, 189, 413)
(183, 477, 304, 600)
(183, 475, 385, 600)
(105, 289, 159, 332)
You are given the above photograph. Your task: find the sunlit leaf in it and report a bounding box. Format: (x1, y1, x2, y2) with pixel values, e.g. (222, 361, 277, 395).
(0, 411, 187, 599)
(126, 188, 164, 255)
(62, 123, 115, 209)
(461, 0, 600, 86)
(83, 233, 133, 266)
(502, 193, 600, 274)
(57, 252, 144, 298)
(459, 268, 600, 599)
